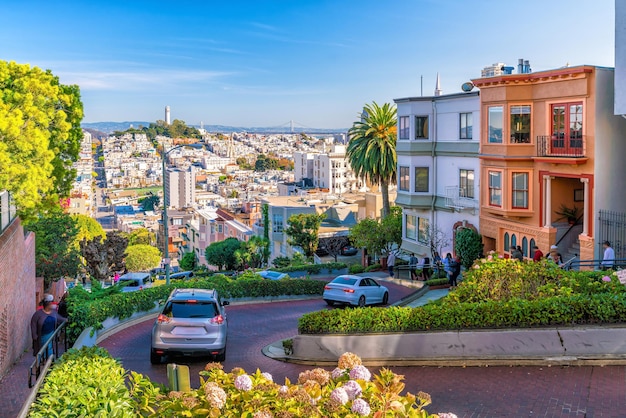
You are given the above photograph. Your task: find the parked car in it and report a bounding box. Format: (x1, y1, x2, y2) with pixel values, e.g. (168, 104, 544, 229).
(151, 288, 229, 364)
(258, 270, 289, 280)
(117, 272, 152, 292)
(323, 274, 389, 307)
(340, 246, 358, 256)
(160, 271, 195, 281)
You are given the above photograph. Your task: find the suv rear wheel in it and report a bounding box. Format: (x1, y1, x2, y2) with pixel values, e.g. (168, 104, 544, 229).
(150, 350, 162, 365)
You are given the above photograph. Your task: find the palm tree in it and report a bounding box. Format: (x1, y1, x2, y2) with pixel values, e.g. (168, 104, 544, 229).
(347, 102, 397, 218)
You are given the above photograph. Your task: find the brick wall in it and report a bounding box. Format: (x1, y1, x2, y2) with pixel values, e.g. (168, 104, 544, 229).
(0, 218, 36, 378)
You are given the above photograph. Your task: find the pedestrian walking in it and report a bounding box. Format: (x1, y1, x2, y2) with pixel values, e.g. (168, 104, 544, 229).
(532, 245, 543, 262)
(409, 253, 418, 281)
(386, 251, 396, 277)
(449, 256, 462, 287)
(30, 296, 66, 358)
(601, 241, 615, 270)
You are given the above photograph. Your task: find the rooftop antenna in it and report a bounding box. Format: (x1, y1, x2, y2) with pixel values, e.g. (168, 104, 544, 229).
(420, 75, 423, 97)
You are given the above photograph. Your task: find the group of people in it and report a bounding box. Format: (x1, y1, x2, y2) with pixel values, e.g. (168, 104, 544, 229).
(530, 240, 616, 270)
(30, 294, 66, 357)
(387, 251, 461, 287)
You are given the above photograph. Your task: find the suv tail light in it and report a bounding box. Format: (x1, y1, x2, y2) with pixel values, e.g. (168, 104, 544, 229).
(210, 315, 225, 325)
(156, 314, 171, 324)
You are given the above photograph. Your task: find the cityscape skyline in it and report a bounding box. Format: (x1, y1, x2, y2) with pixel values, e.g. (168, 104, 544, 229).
(0, 0, 615, 129)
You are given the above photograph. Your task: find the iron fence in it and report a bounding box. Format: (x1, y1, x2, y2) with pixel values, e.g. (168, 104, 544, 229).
(598, 210, 626, 260)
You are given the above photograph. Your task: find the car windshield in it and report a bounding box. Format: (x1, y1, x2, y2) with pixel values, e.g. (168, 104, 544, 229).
(164, 301, 218, 318)
(331, 277, 357, 286)
(266, 272, 280, 278)
(119, 280, 139, 287)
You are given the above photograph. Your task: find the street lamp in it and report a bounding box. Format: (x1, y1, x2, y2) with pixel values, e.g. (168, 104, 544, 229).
(161, 142, 185, 285)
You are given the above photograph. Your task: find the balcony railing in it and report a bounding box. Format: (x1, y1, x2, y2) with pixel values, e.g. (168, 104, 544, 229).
(536, 135, 586, 158)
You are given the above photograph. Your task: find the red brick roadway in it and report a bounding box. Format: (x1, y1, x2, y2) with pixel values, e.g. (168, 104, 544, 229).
(2, 279, 625, 417)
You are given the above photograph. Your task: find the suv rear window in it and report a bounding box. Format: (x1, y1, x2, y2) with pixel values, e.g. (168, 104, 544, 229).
(163, 301, 218, 318)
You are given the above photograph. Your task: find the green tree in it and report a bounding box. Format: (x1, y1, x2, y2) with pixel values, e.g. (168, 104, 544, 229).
(127, 228, 156, 246)
(125, 244, 162, 272)
(205, 238, 241, 270)
(80, 231, 128, 281)
(285, 213, 325, 258)
(138, 193, 160, 211)
(28, 209, 81, 288)
(347, 102, 397, 218)
(72, 214, 105, 249)
(234, 236, 269, 269)
(179, 252, 197, 271)
(0, 61, 83, 219)
(349, 207, 402, 257)
(455, 228, 483, 269)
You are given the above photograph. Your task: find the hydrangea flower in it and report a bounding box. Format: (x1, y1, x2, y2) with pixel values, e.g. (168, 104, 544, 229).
(330, 387, 349, 405)
(351, 398, 371, 416)
(261, 372, 273, 382)
(342, 380, 362, 400)
(253, 411, 273, 418)
(338, 352, 362, 369)
(331, 367, 347, 379)
(436, 413, 458, 418)
(278, 385, 289, 394)
(602, 275, 612, 282)
(298, 368, 331, 386)
(349, 365, 371, 381)
(234, 374, 253, 391)
(204, 382, 227, 409)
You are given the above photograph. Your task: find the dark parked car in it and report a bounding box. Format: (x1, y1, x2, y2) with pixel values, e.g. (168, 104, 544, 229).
(340, 246, 358, 256)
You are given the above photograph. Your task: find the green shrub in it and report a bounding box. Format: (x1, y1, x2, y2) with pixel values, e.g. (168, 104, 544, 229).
(29, 346, 134, 417)
(297, 258, 626, 334)
(425, 278, 449, 286)
(365, 263, 381, 272)
(349, 264, 365, 274)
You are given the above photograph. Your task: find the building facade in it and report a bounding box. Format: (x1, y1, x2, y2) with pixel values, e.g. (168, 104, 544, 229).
(394, 91, 481, 259)
(472, 65, 626, 262)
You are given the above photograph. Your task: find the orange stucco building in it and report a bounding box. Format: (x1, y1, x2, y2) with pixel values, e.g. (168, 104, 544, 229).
(472, 65, 626, 263)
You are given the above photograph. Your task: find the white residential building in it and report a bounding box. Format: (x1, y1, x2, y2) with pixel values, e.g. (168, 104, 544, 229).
(394, 90, 481, 259)
(164, 166, 196, 209)
(294, 145, 361, 195)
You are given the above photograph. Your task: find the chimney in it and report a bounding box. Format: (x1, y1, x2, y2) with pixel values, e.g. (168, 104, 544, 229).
(518, 59, 524, 74)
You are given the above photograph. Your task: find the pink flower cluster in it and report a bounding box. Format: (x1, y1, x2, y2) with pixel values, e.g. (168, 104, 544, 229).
(330, 387, 349, 405)
(342, 380, 362, 400)
(351, 398, 371, 416)
(234, 374, 253, 391)
(204, 382, 227, 409)
(349, 365, 371, 381)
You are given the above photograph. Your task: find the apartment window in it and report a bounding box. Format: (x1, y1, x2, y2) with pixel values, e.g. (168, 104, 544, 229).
(512, 172, 529, 209)
(399, 116, 409, 139)
(399, 166, 410, 191)
(552, 102, 583, 150)
(414, 116, 429, 139)
(414, 167, 429, 192)
(488, 106, 503, 143)
(173, 218, 183, 225)
(272, 214, 283, 232)
(418, 217, 429, 244)
(488, 171, 502, 206)
(460, 112, 473, 139)
(510, 105, 531, 143)
(405, 214, 417, 240)
(459, 169, 474, 198)
(217, 224, 223, 233)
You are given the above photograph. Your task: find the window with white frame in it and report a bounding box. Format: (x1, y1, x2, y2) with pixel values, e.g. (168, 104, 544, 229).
(399, 116, 409, 139)
(460, 112, 473, 139)
(418, 217, 429, 244)
(405, 214, 417, 240)
(488, 171, 502, 206)
(512, 172, 529, 209)
(488, 106, 503, 143)
(272, 214, 283, 232)
(459, 169, 474, 198)
(414, 167, 429, 192)
(399, 166, 410, 191)
(415, 116, 429, 139)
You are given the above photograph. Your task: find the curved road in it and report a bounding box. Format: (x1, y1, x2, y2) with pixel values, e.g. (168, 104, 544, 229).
(100, 281, 626, 417)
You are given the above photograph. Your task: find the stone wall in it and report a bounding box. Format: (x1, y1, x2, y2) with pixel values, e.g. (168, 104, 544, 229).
(0, 218, 36, 378)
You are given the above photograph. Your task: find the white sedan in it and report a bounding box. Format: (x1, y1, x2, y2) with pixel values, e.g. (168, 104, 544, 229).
(258, 270, 290, 280)
(323, 275, 389, 307)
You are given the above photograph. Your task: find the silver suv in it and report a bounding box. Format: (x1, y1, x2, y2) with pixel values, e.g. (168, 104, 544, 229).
(150, 288, 229, 364)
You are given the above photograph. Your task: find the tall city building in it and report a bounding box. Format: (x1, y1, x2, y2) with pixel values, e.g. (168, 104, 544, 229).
(164, 166, 196, 209)
(165, 106, 171, 125)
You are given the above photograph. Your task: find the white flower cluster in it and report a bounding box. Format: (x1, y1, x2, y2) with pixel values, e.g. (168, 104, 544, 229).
(234, 374, 253, 391)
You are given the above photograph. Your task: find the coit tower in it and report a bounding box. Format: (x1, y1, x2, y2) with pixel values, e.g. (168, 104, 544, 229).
(165, 106, 171, 125)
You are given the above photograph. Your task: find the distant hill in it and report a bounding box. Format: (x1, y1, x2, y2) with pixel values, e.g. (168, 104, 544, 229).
(81, 121, 348, 135)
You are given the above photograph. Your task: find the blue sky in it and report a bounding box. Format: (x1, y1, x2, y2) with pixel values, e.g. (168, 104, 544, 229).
(0, 0, 614, 129)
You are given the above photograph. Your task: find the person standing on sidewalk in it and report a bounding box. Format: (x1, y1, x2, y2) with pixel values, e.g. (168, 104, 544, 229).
(601, 241, 615, 270)
(387, 251, 396, 277)
(409, 253, 418, 281)
(31, 298, 66, 357)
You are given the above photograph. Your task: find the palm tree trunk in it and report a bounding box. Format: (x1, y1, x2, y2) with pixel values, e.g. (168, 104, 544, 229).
(381, 181, 390, 218)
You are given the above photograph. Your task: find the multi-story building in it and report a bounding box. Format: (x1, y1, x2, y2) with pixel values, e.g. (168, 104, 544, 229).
(394, 91, 481, 259)
(472, 65, 626, 262)
(294, 145, 361, 195)
(164, 166, 196, 209)
(184, 207, 253, 267)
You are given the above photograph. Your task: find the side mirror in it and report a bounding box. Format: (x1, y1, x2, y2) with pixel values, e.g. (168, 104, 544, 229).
(222, 301, 230, 306)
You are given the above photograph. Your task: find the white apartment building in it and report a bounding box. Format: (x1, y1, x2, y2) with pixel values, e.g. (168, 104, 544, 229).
(294, 145, 360, 195)
(164, 166, 196, 209)
(394, 91, 481, 259)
